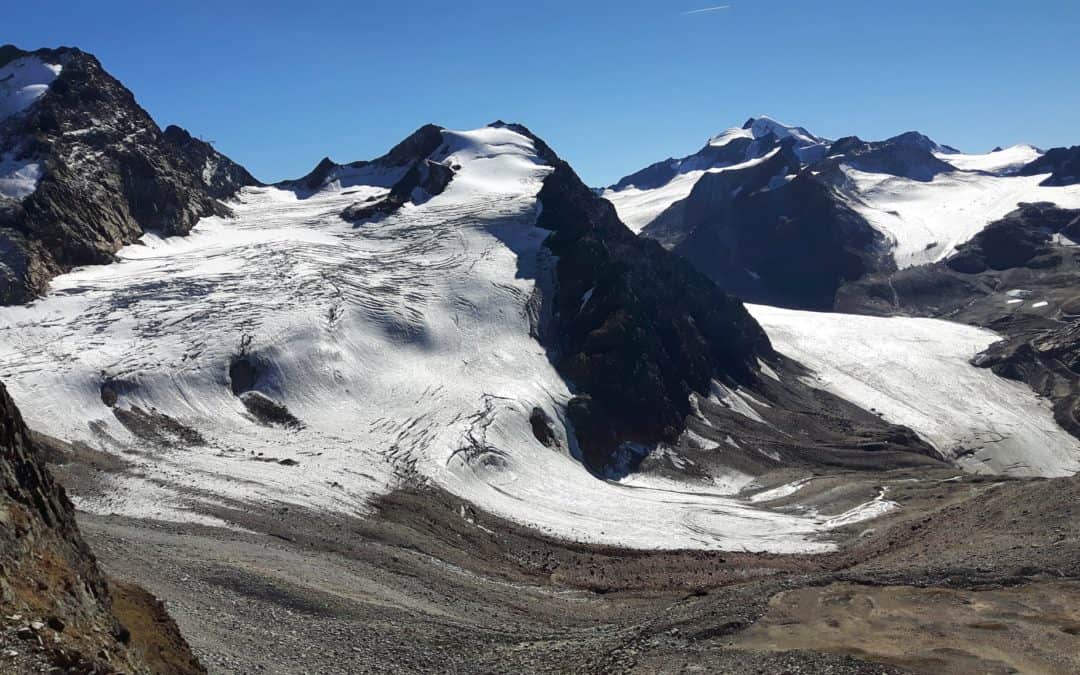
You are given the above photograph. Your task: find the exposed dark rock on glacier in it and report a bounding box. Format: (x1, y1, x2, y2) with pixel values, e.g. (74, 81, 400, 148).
(825, 132, 956, 181)
(341, 157, 455, 222)
(664, 154, 890, 310)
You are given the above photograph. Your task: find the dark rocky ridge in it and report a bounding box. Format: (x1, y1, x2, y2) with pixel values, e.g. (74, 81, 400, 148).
(163, 124, 262, 199)
(825, 133, 956, 181)
(0, 380, 204, 673)
(1020, 145, 1080, 186)
(662, 147, 891, 310)
(0, 45, 249, 305)
(608, 124, 996, 309)
(501, 123, 781, 472)
(282, 123, 446, 197)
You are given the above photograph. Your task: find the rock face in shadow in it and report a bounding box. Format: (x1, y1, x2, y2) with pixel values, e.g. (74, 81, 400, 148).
(662, 148, 890, 310)
(1020, 146, 1080, 186)
(0, 380, 205, 673)
(163, 124, 262, 199)
(605, 124, 975, 309)
(0, 45, 251, 305)
(502, 123, 775, 472)
(946, 202, 1078, 273)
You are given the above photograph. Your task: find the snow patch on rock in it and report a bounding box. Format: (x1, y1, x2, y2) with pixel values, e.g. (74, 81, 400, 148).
(0, 56, 61, 120)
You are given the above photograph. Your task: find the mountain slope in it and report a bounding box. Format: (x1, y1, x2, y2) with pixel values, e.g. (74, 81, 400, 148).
(0, 45, 252, 305)
(0, 122, 943, 553)
(163, 124, 262, 199)
(604, 117, 1080, 308)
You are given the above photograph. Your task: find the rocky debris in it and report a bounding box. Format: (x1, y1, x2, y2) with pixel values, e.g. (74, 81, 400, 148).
(163, 124, 262, 199)
(112, 404, 207, 447)
(74, 468, 1080, 675)
(0, 379, 205, 673)
(239, 391, 303, 429)
(1020, 145, 1080, 186)
(528, 406, 558, 448)
(0, 45, 256, 305)
(973, 320, 1080, 438)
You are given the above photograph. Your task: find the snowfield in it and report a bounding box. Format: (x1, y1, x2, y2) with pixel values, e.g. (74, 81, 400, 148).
(840, 167, 1080, 268)
(0, 153, 43, 200)
(0, 56, 61, 120)
(935, 145, 1042, 175)
(0, 126, 894, 553)
(749, 304, 1080, 477)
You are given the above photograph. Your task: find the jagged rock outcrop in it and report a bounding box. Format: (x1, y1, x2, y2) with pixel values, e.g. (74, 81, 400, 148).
(1019, 145, 1080, 186)
(282, 123, 446, 197)
(0, 380, 204, 673)
(0, 45, 248, 305)
(605, 118, 1076, 309)
(163, 124, 262, 199)
(503, 123, 776, 471)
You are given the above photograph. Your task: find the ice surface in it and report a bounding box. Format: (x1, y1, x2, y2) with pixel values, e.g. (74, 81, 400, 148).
(0, 56, 61, 120)
(937, 145, 1042, 175)
(749, 304, 1080, 477)
(841, 167, 1080, 268)
(0, 125, 890, 553)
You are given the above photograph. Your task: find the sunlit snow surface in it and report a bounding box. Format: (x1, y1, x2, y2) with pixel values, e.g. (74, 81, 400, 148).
(841, 167, 1080, 268)
(934, 145, 1042, 175)
(0, 56, 61, 120)
(0, 127, 890, 552)
(750, 305, 1080, 477)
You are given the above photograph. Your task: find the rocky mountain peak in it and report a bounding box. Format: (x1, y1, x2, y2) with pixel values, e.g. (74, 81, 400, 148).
(0, 45, 255, 305)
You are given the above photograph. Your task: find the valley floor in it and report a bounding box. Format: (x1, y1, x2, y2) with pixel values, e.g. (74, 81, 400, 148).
(76, 467, 1080, 674)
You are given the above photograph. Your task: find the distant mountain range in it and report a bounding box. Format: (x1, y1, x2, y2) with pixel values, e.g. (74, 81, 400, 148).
(603, 115, 1080, 309)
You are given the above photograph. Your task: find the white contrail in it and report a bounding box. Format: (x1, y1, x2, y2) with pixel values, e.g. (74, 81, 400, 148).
(682, 5, 731, 14)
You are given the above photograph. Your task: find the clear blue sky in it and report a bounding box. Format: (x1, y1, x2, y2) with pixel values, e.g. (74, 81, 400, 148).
(9, 1, 1079, 186)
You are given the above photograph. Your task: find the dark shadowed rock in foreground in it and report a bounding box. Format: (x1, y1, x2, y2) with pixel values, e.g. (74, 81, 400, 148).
(0, 380, 205, 673)
(0, 45, 251, 305)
